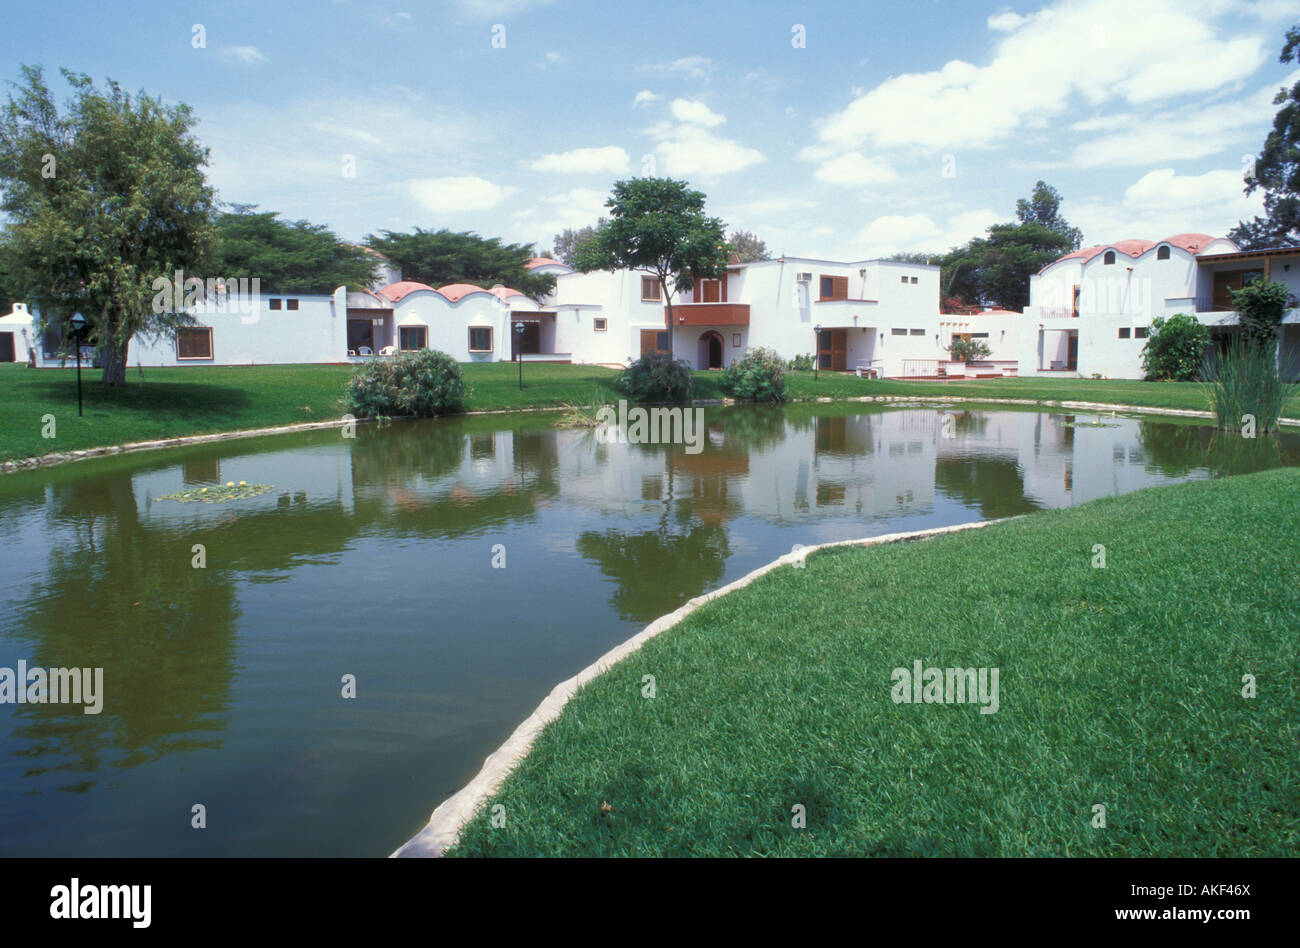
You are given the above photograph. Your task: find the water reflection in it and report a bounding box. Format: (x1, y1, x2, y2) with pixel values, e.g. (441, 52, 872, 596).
(0, 405, 1295, 855)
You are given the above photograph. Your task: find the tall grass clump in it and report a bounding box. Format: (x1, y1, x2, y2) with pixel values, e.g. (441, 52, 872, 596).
(1202, 334, 1289, 432)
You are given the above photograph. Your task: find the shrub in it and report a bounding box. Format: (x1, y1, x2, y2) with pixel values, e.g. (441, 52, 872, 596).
(345, 349, 469, 417)
(947, 337, 992, 362)
(617, 351, 694, 403)
(788, 353, 814, 371)
(720, 346, 787, 402)
(1141, 313, 1210, 381)
(1203, 334, 1289, 432)
(1229, 278, 1292, 343)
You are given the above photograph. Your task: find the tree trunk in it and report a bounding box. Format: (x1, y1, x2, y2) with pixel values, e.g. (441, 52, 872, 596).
(662, 276, 675, 360)
(101, 338, 129, 386)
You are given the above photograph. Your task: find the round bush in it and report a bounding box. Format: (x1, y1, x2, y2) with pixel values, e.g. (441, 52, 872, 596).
(618, 351, 695, 403)
(345, 349, 470, 417)
(720, 346, 787, 402)
(1141, 313, 1210, 381)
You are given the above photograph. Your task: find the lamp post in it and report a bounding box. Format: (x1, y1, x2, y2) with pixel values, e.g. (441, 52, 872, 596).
(813, 323, 822, 382)
(514, 321, 526, 390)
(69, 312, 87, 417)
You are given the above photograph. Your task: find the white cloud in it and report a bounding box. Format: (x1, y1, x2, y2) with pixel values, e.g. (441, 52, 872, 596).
(513, 188, 610, 243)
(855, 209, 997, 257)
(1066, 167, 1262, 242)
(633, 90, 659, 107)
(1069, 72, 1298, 167)
(670, 98, 725, 127)
(220, 46, 269, 65)
(654, 56, 713, 79)
(654, 125, 763, 177)
(987, 10, 1030, 31)
(813, 152, 897, 187)
(530, 146, 630, 174)
(453, 0, 552, 15)
(813, 0, 1266, 154)
(408, 176, 514, 214)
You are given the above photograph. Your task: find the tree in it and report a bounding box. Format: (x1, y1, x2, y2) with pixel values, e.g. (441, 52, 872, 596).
(1229, 278, 1293, 342)
(213, 206, 378, 294)
(366, 228, 555, 301)
(0, 66, 217, 385)
(0, 231, 20, 310)
(1229, 23, 1300, 249)
(551, 219, 605, 267)
(1015, 180, 1083, 250)
(574, 177, 729, 358)
(726, 230, 770, 263)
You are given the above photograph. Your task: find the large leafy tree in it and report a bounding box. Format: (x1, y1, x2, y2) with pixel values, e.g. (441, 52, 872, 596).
(726, 229, 770, 263)
(1015, 180, 1083, 250)
(0, 66, 216, 385)
(366, 228, 555, 300)
(551, 220, 605, 267)
(574, 177, 729, 357)
(1230, 23, 1300, 249)
(0, 231, 20, 311)
(214, 206, 378, 294)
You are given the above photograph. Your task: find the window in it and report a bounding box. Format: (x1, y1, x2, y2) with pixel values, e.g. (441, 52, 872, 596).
(732, 333, 742, 347)
(400, 326, 427, 351)
(640, 329, 670, 355)
(1135, 326, 1148, 339)
(593, 317, 607, 332)
(1118, 327, 1131, 339)
(286, 299, 299, 311)
(176, 327, 213, 360)
(698, 278, 722, 303)
(900, 275, 909, 284)
(971, 332, 989, 338)
(1103, 251, 1116, 265)
(910, 328, 925, 336)
(269, 298, 282, 310)
(819, 275, 849, 300)
(910, 276, 918, 284)
(640, 276, 661, 302)
(1156, 245, 1170, 260)
(891, 327, 908, 336)
(467, 327, 493, 352)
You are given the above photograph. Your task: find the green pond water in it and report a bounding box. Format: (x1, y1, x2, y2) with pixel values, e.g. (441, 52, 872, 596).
(0, 403, 1294, 856)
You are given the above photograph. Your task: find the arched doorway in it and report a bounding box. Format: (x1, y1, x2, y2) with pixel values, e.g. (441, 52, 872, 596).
(698, 330, 724, 369)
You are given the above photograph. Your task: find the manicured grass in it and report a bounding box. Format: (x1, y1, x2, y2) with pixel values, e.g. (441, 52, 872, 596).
(449, 467, 1300, 856)
(3, 360, 1297, 463)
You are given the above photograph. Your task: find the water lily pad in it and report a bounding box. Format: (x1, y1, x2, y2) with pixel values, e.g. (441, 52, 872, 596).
(160, 483, 274, 503)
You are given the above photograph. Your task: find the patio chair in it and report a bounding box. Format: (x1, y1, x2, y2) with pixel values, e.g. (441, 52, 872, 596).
(378, 346, 396, 356)
(358, 346, 373, 356)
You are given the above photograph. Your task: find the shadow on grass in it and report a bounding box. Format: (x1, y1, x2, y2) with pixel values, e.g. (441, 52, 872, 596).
(24, 380, 253, 422)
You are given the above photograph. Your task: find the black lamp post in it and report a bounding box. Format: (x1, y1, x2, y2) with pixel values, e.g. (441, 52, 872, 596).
(813, 323, 822, 382)
(514, 321, 526, 390)
(69, 312, 87, 417)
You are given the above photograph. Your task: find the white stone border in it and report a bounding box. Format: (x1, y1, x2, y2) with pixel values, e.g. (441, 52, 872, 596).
(390, 515, 1016, 858)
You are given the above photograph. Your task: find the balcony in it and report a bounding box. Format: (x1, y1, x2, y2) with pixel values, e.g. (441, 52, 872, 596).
(668, 303, 750, 326)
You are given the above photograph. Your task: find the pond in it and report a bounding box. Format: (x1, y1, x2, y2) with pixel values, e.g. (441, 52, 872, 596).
(0, 403, 1295, 856)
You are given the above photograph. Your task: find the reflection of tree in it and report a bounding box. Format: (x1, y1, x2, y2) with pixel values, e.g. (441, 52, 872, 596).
(715, 405, 789, 451)
(12, 472, 238, 791)
(1139, 419, 1297, 478)
(934, 456, 1044, 518)
(576, 517, 730, 623)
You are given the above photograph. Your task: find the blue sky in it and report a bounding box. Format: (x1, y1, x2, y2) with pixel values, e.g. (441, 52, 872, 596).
(4, 0, 1297, 258)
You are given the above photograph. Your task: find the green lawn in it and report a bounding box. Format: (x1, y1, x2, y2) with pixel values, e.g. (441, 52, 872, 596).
(449, 467, 1300, 857)
(2, 360, 1296, 463)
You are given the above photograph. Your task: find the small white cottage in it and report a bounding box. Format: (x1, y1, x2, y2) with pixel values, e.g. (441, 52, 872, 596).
(0, 302, 36, 365)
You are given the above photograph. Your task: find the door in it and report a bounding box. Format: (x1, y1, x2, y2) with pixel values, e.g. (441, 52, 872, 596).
(708, 333, 722, 368)
(0, 333, 13, 363)
(514, 322, 540, 358)
(817, 329, 847, 371)
(1067, 331, 1078, 370)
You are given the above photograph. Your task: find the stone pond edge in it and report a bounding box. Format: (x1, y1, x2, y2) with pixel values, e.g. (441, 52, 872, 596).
(389, 515, 1017, 857)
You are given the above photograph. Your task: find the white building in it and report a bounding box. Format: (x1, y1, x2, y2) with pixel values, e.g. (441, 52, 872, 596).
(1022, 234, 1300, 379)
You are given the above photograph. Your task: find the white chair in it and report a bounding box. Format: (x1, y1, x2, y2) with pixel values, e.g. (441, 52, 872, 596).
(358, 346, 373, 356)
(379, 346, 396, 357)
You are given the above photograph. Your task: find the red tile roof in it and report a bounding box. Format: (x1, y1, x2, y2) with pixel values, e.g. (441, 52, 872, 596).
(524, 257, 564, 270)
(488, 286, 524, 300)
(376, 281, 436, 302)
(436, 283, 491, 303)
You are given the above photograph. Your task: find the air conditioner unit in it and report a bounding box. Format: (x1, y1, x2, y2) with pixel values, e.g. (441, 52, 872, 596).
(795, 272, 813, 283)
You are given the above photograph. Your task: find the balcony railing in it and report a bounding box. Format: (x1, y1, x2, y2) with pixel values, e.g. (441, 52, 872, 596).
(1039, 307, 1075, 319)
(668, 303, 750, 326)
